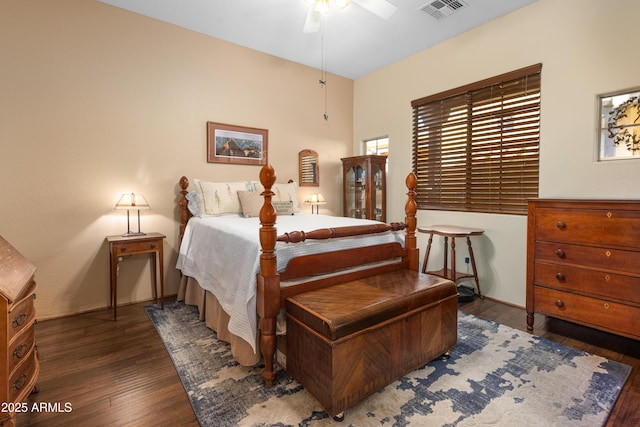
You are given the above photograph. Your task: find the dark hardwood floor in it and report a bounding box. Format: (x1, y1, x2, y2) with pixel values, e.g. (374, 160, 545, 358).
(16, 297, 640, 426)
(16, 300, 199, 427)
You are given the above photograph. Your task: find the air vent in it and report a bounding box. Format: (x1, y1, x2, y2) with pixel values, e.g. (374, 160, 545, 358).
(419, 0, 468, 20)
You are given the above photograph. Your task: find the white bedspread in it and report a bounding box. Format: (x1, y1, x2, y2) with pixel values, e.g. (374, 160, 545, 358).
(176, 213, 404, 353)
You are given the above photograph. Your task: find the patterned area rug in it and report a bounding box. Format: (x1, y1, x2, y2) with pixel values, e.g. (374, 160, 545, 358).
(145, 302, 630, 427)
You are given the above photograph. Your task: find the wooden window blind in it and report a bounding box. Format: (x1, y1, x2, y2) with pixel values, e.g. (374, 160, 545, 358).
(411, 64, 541, 215)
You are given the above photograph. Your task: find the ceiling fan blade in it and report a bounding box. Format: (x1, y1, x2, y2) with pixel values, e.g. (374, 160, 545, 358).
(303, 7, 321, 33)
(352, 0, 397, 19)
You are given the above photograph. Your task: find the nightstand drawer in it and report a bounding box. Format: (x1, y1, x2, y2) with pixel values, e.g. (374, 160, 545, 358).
(112, 240, 161, 255)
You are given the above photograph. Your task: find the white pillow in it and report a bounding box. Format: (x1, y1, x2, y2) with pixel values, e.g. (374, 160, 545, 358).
(237, 191, 262, 218)
(253, 181, 300, 213)
(193, 180, 249, 217)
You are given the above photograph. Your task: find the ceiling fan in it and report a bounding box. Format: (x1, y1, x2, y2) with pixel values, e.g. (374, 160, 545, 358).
(303, 0, 398, 33)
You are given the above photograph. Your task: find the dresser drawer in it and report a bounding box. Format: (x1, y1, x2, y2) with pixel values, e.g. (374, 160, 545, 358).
(111, 240, 160, 256)
(8, 349, 38, 403)
(534, 261, 640, 304)
(534, 241, 640, 275)
(534, 286, 640, 340)
(8, 323, 36, 374)
(7, 289, 36, 340)
(534, 207, 640, 249)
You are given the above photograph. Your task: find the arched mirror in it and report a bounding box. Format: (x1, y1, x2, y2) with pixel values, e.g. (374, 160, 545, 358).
(299, 149, 319, 186)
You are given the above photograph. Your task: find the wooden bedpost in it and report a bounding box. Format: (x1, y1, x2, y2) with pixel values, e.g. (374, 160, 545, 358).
(405, 172, 419, 271)
(257, 164, 279, 387)
(179, 176, 190, 243)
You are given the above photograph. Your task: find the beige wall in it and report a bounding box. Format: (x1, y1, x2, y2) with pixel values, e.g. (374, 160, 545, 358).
(1, 0, 354, 319)
(354, 0, 640, 306)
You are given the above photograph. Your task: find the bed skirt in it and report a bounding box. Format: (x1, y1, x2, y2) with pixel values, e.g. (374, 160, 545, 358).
(177, 275, 262, 366)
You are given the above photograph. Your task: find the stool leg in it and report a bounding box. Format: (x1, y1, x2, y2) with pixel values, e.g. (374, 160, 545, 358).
(467, 236, 482, 298)
(422, 233, 434, 274)
(450, 237, 456, 282)
(443, 236, 449, 279)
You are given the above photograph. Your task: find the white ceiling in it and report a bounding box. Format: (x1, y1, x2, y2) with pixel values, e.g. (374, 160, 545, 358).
(98, 0, 537, 80)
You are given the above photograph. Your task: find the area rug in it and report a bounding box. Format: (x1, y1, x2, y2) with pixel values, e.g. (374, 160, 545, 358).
(145, 302, 631, 427)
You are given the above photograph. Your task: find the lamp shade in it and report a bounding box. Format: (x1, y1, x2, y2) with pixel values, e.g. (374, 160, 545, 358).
(115, 193, 150, 236)
(115, 193, 150, 210)
(304, 193, 326, 214)
(304, 193, 326, 205)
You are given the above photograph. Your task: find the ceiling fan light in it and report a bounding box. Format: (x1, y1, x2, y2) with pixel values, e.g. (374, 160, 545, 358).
(313, 0, 330, 14)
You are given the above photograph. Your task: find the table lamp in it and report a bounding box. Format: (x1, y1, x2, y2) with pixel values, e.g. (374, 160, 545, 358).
(115, 193, 150, 236)
(304, 193, 326, 214)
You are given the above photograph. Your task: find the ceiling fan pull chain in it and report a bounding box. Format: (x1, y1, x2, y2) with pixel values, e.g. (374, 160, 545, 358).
(321, 17, 329, 121)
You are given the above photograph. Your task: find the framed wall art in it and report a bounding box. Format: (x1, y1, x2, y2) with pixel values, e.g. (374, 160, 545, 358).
(207, 121, 268, 165)
(598, 88, 640, 161)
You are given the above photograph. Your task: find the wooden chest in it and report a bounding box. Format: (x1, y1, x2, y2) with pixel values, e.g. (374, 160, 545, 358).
(526, 199, 640, 340)
(285, 270, 457, 417)
(1, 236, 40, 427)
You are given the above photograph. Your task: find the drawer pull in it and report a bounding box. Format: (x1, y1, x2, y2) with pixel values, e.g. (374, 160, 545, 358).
(556, 221, 566, 229)
(555, 249, 566, 258)
(12, 313, 27, 328)
(555, 300, 564, 308)
(555, 272, 565, 281)
(604, 303, 610, 309)
(13, 374, 27, 391)
(150, 243, 156, 249)
(13, 343, 29, 359)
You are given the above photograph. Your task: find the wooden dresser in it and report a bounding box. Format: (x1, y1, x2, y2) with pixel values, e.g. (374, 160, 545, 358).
(526, 199, 640, 340)
(0, 236, 40, 427)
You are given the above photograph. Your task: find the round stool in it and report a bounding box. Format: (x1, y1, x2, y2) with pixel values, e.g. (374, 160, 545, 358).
(417, 225, 484, 297)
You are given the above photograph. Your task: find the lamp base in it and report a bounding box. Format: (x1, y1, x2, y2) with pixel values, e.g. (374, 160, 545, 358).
(122, 231, 146, 237)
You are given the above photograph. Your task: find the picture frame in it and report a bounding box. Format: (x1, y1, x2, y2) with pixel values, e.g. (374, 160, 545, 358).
(207, 121, 268, 165)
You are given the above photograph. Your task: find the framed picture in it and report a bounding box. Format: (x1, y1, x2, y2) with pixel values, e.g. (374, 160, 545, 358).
(598, 88, 640, 161)
(207, 121, 268, 165)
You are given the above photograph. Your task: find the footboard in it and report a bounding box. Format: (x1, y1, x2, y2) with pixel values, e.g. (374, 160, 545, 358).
(257, 164, 419, 386)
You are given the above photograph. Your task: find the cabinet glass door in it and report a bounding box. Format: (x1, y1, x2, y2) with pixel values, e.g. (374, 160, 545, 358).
(346, 165, 365, 219)
(373, 164, 383, 221)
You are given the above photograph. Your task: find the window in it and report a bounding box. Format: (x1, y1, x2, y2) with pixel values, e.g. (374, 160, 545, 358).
(364, 137, 389, 155)
(598, 88, 640, 161)
(411, 64, 541, 215)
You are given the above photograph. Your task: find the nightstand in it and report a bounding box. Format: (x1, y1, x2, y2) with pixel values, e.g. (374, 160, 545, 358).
(106, 232, 166, 320)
